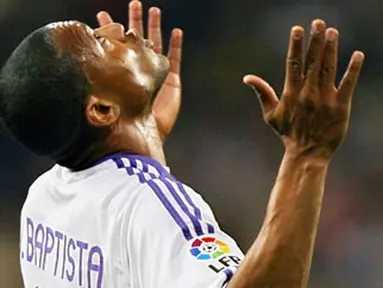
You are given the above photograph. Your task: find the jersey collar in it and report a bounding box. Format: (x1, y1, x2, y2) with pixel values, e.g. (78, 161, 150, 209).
(95, 152, 173, 179)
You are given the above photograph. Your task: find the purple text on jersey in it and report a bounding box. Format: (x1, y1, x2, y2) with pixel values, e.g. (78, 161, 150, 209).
(22, 217, 103, 288)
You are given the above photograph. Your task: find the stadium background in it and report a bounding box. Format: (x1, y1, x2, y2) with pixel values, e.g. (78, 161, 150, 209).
(1, 0, 383, 286)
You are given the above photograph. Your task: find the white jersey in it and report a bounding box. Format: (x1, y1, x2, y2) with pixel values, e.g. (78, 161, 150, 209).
(20, 153, 244, 288)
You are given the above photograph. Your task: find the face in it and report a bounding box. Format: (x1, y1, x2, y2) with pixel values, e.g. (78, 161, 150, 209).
(48, 21, 169, 112)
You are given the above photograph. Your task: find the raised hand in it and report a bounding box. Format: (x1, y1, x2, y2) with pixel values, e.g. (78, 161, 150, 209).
(96, 0, 183, 142)
(244, 19, 364, 160)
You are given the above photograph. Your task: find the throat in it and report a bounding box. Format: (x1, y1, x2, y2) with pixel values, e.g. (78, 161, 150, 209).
(129, 115, 166, 165)
(59, 116, 166, 171)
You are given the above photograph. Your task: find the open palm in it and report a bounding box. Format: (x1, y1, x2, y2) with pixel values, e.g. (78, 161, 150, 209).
(97, 0, 183, 141)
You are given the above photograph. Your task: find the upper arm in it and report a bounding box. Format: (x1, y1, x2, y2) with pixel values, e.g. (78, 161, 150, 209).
(127, 177, 244, 288)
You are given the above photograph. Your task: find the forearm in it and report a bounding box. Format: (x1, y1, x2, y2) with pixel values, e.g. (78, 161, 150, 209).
(228, 151, 328, 288)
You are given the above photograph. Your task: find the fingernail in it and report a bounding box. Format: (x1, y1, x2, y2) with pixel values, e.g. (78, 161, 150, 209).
(292, 26, 302, 39)
(312, 19, 324, 34)
(353, 51, 365, 62)
(327, 29, 338, 42)
(312, 23, 318, 33)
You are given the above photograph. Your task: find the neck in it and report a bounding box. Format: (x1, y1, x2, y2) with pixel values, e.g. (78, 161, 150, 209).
(63, 115, 166, 171)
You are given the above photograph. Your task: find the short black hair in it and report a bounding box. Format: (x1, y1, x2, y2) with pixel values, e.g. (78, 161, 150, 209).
(0, 25, 102, 166)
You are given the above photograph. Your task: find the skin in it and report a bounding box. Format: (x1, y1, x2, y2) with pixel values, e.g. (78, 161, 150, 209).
(227, 21, 364, 287)
(48, 0, 183, 168)
(46, 1, 364, 286)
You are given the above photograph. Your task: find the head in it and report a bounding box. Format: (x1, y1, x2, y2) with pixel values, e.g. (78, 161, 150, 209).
(0, 21, 169, 168)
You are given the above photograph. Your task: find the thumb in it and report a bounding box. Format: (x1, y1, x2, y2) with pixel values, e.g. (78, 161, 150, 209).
(243, 75, 279, 115)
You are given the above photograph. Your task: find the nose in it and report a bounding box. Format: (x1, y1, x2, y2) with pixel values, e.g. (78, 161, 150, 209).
(125, 29, 144, 44)
(94, 23, 125, 42)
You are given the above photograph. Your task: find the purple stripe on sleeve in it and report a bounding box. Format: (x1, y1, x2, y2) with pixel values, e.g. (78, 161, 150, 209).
(146, 180, 193, 240)
(111, 155, 213, 240)
(176, 181, 215, 234)
(176, 182, 202, 219)
(160, 178, 204, 236)
(137, 160, 205, 237)
(125, 160, 193, 239)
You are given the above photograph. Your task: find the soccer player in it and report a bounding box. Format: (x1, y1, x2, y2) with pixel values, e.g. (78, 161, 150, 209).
(0, 1, 363, 287)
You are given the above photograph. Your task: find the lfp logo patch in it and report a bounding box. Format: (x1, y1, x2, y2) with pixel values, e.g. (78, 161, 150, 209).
(190, 237, 230, 260)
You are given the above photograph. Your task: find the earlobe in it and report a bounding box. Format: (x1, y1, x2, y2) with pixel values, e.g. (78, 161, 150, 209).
(86, 95, 120, 127)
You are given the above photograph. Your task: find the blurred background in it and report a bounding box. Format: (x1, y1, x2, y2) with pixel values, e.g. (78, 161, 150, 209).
(1, 0, 383, 287)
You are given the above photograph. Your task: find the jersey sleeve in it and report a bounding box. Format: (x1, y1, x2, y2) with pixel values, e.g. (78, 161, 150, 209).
(127, 178, 244, 288)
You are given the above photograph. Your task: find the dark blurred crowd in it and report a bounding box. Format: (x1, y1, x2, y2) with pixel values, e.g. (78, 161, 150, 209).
(1, 0, 383, 287)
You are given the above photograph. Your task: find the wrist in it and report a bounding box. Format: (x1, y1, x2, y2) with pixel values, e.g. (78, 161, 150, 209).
(284, 147, 331, 169)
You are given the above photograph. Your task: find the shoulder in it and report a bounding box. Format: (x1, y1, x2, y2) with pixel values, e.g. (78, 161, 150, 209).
(125, 174, 219, 243)
(24, 166, 57, 206)
(28, 166, 54, 192)
(24, 161, 150, 214)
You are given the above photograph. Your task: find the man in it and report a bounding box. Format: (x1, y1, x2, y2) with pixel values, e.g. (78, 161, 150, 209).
(0, 0, 363, 287)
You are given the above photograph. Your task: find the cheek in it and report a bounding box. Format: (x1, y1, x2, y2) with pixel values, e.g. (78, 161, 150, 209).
(106, 67, 146, 99)
(97, 66, 149, 111)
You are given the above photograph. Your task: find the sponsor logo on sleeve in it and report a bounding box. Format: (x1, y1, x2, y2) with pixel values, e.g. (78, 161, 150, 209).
(189, 236, 230, 260)
(189, 236, 242, 274)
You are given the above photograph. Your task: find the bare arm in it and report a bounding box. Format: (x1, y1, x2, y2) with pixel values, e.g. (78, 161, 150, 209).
(228, 19, 364, 288)
(228, 152, 327, 288)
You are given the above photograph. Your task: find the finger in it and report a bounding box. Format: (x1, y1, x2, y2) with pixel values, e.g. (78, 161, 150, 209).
(168, 29, 183, 74)
(320, 28, 339, 92)
(284, 26, 304, 92)
(148, 7, 163, 54)
(337, 51, 365, 104)
(129, 0, 144, 36)
(303, 19, 326, 89)
(243, 75, 279, 115)
(97, 11, 114, 27)
(94, 23, 125, 42)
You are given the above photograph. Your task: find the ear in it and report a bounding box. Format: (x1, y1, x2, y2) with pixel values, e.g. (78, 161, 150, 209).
(86, 95, 121, 127)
